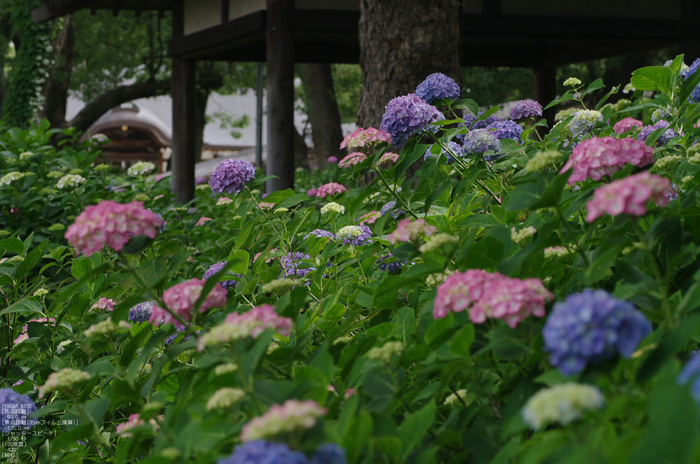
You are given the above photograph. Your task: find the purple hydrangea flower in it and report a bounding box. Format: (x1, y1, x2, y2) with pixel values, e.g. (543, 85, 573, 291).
(487, 120, 523, 142)
(462, 129, 501, 155)
(543, 289, 651, 375)
(218, 440, 308, 464)
(344, 224, 372, 246)
(376, 254, 403, 275)
(305, 229, 335, 240)
(0, 388, 38, 432)
(279, 252, 316, 278)
(311, 443, 348, 464)
(415, 73, 461, 104)
(147, 209, 166, 233)
(128, 301, 155, 324)
(209, 159, 256, 194)
(638, 120, 681, 146)
(380, 201, 405, 219)
(510, 99, 543, 120)
(460, 112, 501, 132)
(425, 141, 464, 163)
(165, 324, 191, 346)
(203, 261, 241, 289)
(380, 94, 445, 147)
(679, 351, 700, 403)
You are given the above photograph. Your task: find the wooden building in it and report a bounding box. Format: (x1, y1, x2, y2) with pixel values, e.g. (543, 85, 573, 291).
(33, 0, 700, 202)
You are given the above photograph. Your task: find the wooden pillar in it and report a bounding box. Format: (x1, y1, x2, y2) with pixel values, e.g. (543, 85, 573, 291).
(533, 64, 556, 129)
(266, 0, 295, 193)
(171, 0, 196, 204)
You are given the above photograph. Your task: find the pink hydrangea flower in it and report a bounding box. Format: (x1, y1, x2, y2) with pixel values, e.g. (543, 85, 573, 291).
(91, 297, 115, 312)
(327, 156, 338, 163)
(307, 188, 317, 197)
(338, 152, 367, 168)
(195, 217, 212, 226)
(253, 248, 278, 263)
(560, 136, 654, 184)
(224, 304, 292, 338)
(240, 399, 327, 442)
(340, 127, 391, 150)
(316, 182, 346, 198)
(65, 201, 163, 255)
(388, 218, 437, 245)
(434, 270, 499, 318)
(358, 211, 381, 224)
(150, 278, 227, 325)
(613, 117, 643, 134)
(586, 172, 670, 222)
(377, 152, 399, 168)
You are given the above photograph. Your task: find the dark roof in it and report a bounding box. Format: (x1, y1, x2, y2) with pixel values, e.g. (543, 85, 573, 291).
(32, 0, 173, 22)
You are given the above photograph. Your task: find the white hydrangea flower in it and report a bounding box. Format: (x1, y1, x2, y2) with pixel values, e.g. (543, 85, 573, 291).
(19, 152, 34, 160)
(511, 226, 537, 245)
(217, 197, 234, 206)
(563, 77, 582, 87)
(522, 383, 604, 430)
(214, 363, 239, 375)
(46, 171, 63, 179)
(367, 341, 404, 364)
(419, 233, 458, 253)
(207, 388, 245, 410)
(526, 150, 563, 172)
(262, 278, 296, 294)
(240, 399, 326, 442)
(39, 368, 91, 398)
(336, 225, 362, 241)
(85, 319, 129, 338)
(544, 247, 572, 259)
(127, 161, 156, 177)
(321, 202, 345, 215)
(622, 83, 636, 94)
(57, 174, 86, 189)
(0, 171, 28, 186)
(444, 389, 468, 406)
(426, 270, 454, 287)
(197, 322, 256, 351)
(333, 335, 353, 345)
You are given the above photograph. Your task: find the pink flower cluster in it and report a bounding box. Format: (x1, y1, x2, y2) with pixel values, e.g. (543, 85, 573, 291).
(613, 117, 643, 134)
(91, 297, 115, 312)
(224, 304, 292, 338)
(358, 211, 380, 224)
(377, 152, 399, 168)
(560, 136, 654, 184)
(14, 318, 55, 344)
(240, 399, 327, 442)
(195, 217, 212, 227)
(150, 278, 227, 325)
(338, 152, 367, 168)
(586, 172, 670, 222)
(340, 127, 391, 150)
(316, 182, 346, 198)
(388, 218, 437, 245)
(65, 200, 163, 255)
(434, 270, 552, 328)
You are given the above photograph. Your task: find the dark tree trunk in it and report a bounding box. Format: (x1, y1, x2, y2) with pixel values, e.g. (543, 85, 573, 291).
(38, 15, 75, 129)
(357, 0, 462, 129)
(194, 87, 209, 164)
(294, 128, 310, 170)
(297, 63, 345, 170)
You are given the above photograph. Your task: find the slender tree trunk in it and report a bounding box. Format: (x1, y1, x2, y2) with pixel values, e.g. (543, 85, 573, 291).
(38, 15, 75, 129)
(297, 63, 345, 170)
(357, 0, 462, 129)
(194, 87, 209, 164)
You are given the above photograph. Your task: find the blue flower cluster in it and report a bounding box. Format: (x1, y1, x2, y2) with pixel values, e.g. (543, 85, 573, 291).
(510, 99, 543, 120)
(209, 159, 256, 194)
(684, 58, 700, 102)
(305, 229, 335, 240)
(203, 261, 241, 289)
(128, 301, 155, 324)
(0, 388, 38, 432)
(376, 254, 403, 275)
(543, 289, 652, 375)
(487, 120, 523, 142)
(415, 73, 461, 104)
(380, 94, 444, 147)
(218, 441, 347, 464)
(279, 252, 316, 278)
(460, 112, 501, 132)
(462, 129, 501, 155)
(343, 224, 372, 246)
(679, 351, 700, 403)
(638, 120, 681, 146)
(380, 201, 405, 219)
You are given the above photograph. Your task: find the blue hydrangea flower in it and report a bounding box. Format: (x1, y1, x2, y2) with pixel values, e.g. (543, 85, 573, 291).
(380, 94, 445, 147)
(344, 224, 372, 246)
(543, 289, 652, 375)
(638, 120, 681, 146)
(209, 159, 256, 194)
(0, 388, 38, 432)
(311, 443, 348, 464)
(679, 351, 700, 403)
(487, 120, 523, 143)
(425, 141, 467, 163)
(380, 201, 405, 219)
(415, 73, 461, 104)
(376, 254, 403, 275)
(510, 99, 543, 120)
(218, 440, 308, 464)
(305, 229, 335, 240)
(460, 112, 501, 132)
(462, 129, 501, 155)
(165, 324, 191, 346)
(203, 261, 241, 289)
(569, 110, 603, 137)
(128, 301, 155, 324)
(279, 252, 316, 278)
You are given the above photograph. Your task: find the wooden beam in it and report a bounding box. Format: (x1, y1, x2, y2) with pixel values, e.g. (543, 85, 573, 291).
(221, 0, 229, 23)
(266, 0, 295, 193)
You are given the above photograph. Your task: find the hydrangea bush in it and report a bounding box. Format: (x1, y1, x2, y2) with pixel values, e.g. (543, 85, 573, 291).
(4, 56, 700, 464)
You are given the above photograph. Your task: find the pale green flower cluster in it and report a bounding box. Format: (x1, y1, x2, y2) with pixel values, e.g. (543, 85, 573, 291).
(611, 99, 631, 113)
(85, 319, 130, 338)
(0, 171, 28, 185)
(33, 288, 49, 298)
(444, 389, 468, 406)
(683, 175, 695, 185)
(217, 197, 233, 206)
(207, 388, 246, 410)
(127, 161, 156, 176)
(214, 363, 239, 375)
(19, 151, 34, 160)
(56, 340, 73, 354)
(554, 107, 579, 122)
(196, 184, 211, 191)
(47, 171, 63, 179)
(161, 448, 182, 459)
(241, 399, 326, 442)
(262, 278, 295, 294)
(321, 202, 345, 215)
(40, 188, 57, 195)
(336, 225, 362, 241)
(197, 322, 256, 351)
(622, 242, 645, 255)
(47, 224, 65, 233)
(511, 226, 537, 245)
(522, 383, 604, 430)
(3, 255, 24, 265)
(367, 341, 404, 364)
(688, 153, 700, 165)
(544, 247, 571, 259)
(274, 207, 289, 215)
(94, 163, 112, 173)
(333, 335, 354, 345)
(134, 193, 150, 202)
(419, 233, 458, 253)
(38, 368, 91, 398)
(0, 230, 9, 237)
(69, 169, 83, 175)
(563, 77, 582, 87)
(623, 83, 636, 94)
(526, 150, 563, 172)
(653, 155, 683, 171)
(426, 270, 454, 287)
(57, 174, 86, 189)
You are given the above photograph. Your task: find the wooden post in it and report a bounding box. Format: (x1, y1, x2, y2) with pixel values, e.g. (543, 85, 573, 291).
(533, 64, 556, 129)
(266, 0, 295, 193)
(171, 0, 196, 204)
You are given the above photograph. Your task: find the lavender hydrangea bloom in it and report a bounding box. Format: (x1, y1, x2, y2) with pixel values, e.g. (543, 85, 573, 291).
(165, 324, 191, 346)
(510, 99, 543, 120)
(279, 252, 316, 278)
(678, 351, 700, 403)
(415, 73, 461, 104)
(487, 120, 523, 142)
(128, 301, 155, 324)
(311, 443, 348, 464)
(0, 388, 38, 432)
(203, 261, 240, 289)
(638, 120, 680, 146)
(380, 201, 405, 219)
(543, 289, 651, 375)
(424, 141, 464, 163)
(380, 94, 444, 147)
(462, 129, 501, 155)
(344, 224, 372, 246)
(218, 440, 308, 464)
(460, 112, 501, 132)
(305, 229, 335, 240)
(376, 254, 403, 275)
(209, 159, 256, 194)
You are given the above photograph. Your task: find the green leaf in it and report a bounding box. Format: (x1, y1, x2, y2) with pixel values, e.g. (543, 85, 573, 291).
(449, 323, 475, 358)
(453, 99, 479, 116)
(395, 140, 429, 179)
(226, 249, 250, 276)
(276, 193, 309, 209)
(394, 306, 415, 345)
(15, 240, 47, 280)
(398, 400, 436, 461)
(637, 312, 700, 383)
(263, 189, 295, 204)
(505, 181, 545, 211)
(681, 66, 700, 102)
(241, 329, 273, 377)
(0, 237, 25, 256)
(0, 298, 43, 317)
(631, 66, 673, 94)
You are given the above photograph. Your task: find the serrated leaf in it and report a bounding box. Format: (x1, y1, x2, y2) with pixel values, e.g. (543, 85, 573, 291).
(631, 66, 673, 94)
